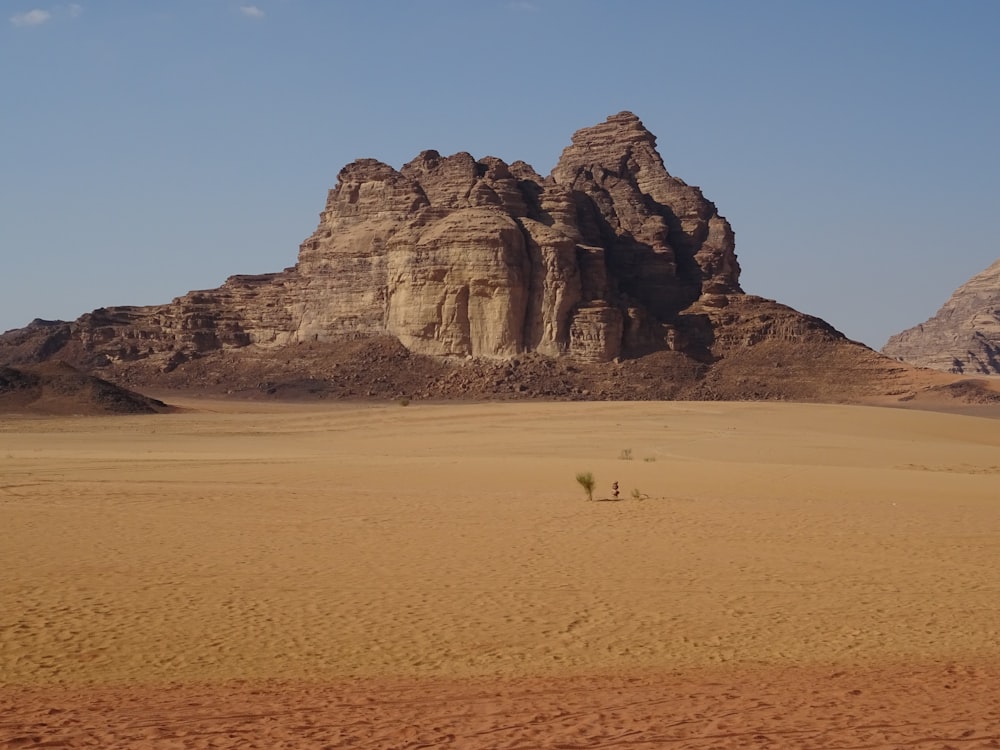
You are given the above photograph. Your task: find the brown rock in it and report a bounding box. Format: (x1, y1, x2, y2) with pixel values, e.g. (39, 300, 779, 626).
(883, 259, 1000, 374)
(2, 112, 970, 406)
(552, 110, 742, 307)
(569, 304, 624, 364)
(2, 112, 745, 368)
(0, 361, 169, 415)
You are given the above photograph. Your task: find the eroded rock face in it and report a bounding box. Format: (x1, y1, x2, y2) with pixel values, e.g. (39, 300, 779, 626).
(387, 207, 531, 357)
(883, 259, 1000, 374)
(552, 111, 741, 310)
(1, 112, 744, 369)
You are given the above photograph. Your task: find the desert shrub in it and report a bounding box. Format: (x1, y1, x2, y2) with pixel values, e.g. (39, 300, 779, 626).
(576, 472, 595, 502)
(619, 448, 633, 461)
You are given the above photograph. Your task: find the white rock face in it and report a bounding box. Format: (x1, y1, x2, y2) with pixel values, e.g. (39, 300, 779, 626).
(387, 208, 531, 358)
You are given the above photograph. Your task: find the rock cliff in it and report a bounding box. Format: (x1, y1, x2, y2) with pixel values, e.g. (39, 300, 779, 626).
(883, 259, 1000, 374)
(3, 112, 967, 405)
(0, 112, 740, 370)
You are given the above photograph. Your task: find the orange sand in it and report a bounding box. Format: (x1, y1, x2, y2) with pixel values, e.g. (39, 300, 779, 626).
(1, 400, 998, 747)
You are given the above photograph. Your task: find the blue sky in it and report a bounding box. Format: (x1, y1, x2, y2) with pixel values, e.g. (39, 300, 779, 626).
(2, 1, 998, 349)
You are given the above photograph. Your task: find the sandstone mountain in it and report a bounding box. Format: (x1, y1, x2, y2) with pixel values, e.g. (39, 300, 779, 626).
(0, 113, 976, 404)
(2, 113, 739, 366)
(883, 259, 1000, 374)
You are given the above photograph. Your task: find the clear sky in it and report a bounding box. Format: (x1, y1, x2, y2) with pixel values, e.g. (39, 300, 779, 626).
(2, 1, 998, 350)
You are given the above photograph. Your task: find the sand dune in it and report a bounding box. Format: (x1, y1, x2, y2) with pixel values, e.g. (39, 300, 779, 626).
(1, 400, 998, 747)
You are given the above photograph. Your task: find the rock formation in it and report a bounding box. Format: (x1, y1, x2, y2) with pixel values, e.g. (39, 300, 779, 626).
(0, 112, 741, 370)
(2, 111, 971, 405)
(0, 362, 169, 415)
(883, 259, 1000, 374)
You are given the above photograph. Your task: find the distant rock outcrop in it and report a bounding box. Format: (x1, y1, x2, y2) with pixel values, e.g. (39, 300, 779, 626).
(883, 259, 1000, 374)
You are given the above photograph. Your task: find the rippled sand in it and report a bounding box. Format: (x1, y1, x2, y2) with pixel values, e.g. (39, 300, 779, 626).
(2, 400, 998, 748)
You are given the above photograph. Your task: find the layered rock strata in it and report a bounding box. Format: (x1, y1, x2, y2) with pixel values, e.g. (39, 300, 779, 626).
(883, 259, 1000, 374)
(1, 112, 742, 369)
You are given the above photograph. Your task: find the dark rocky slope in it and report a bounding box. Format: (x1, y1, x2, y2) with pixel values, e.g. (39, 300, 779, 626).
(0, 362, 170, 415)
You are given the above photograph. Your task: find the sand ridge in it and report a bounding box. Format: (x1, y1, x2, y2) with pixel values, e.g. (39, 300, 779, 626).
(2, 400, 999, 747)
(3, 666, 999, 749)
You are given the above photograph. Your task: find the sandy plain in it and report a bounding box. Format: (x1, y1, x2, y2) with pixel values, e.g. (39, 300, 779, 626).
(1, 398, 998, 748)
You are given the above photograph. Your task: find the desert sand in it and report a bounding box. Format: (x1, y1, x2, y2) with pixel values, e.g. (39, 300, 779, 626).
(1, 399, 998, 748)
